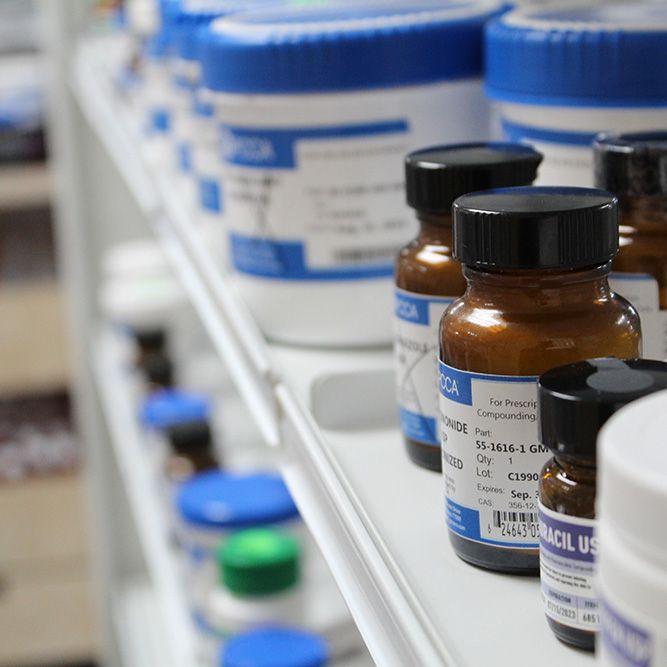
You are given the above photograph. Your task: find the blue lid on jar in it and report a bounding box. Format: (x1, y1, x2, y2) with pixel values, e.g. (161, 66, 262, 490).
(220, 627, 328, 667)
(485, 2, 667, 107)
(176, 470, 299, 529)
(200, 0, 504, 94)
(172, 0, 260, 62)
(140, 389, 210, 429)
(146, 0, 181, 58)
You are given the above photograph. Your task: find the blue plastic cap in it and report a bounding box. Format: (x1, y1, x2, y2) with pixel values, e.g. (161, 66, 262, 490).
(172, 1, 255, 61)
(140, 389, 210, 430)
(485, 2, 667, 107)
(221, 627, 328, 667)
(176, 470, 299, 529)
(200, 0, 504, 94)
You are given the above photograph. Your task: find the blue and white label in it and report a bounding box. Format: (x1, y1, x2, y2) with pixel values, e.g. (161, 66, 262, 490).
(394, 289, 453, 447)
(539, 503, 598, 632)
(609, 272, 667, 360)
(219, 120, 413, 281)
(191, 114, 224, 217)
(500, 117, 596, 187)
(439, 362, 548, 548)
(600, 599, 655, 667)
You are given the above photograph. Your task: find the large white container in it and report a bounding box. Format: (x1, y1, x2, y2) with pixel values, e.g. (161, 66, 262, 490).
(200, 0, 502, 346)
(485, 2, 667, 187)
(597, 390, 667, 666)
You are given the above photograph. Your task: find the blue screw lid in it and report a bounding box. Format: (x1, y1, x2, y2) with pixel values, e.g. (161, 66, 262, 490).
(145, 0, 181, 58)
(220, 627, 328, 667)
(171, 1, 255, 62)
(140, 389, 210, 429)
(176, 470, 299, 529)
(200, 0, 504, 94)
(485, 2, 667, 108)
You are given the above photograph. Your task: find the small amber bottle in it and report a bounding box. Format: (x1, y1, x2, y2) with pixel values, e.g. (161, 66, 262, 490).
(143, 353, 175, 392)
(538, 358, 667, 651)
(165, 420, 219, 484)
(395, 144, 542, 472)
(595, 131, 667, 359)
(134, 328, 167, 369)
(439, 187, 641, 574)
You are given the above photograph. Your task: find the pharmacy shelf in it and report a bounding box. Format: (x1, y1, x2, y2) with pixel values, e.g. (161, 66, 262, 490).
(71, 36, 597, 667)
(93, 331, 200, 667)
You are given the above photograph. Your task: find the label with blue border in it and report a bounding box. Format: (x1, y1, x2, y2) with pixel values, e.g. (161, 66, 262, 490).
(601, 599, 654, 667)
(395, 289, 454, 446)
(539, 503, 599, 632)
(439, 361, 547, 548)
(221, 117, 414, 282)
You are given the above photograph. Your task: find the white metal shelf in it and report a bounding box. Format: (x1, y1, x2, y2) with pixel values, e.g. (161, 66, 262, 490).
(70, 36, 597, 667)
(93, 331, 199, 667)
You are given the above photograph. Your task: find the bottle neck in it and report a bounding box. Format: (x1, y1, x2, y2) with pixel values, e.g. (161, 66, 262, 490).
(464, 263, 612, 307)
(417, 211, 453, 242)
(553, 453, 597, 483)
(618, 195, 667, 230)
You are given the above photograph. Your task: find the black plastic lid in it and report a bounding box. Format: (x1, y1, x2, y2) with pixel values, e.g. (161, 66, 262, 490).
(134, 328, 166, 350)
(405, 143, 542, 214)
(143, 353, 174, 388)
(167, 420, 213, 455)
(539, 358, 667, 458)
(594, 131, 667, 197)
(452, 186, 618, 269)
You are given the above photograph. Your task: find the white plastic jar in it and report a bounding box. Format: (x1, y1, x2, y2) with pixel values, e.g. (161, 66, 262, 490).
(597, 390, 667, 666)
(200, 0, 502, 346)
(485, 2, 667, 188)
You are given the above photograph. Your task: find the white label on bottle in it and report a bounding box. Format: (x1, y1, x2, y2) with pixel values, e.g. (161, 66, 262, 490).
(600, 597, 667, 667)
(539, 503, 598, 632)
(609, 272, 667, 360)
(439, 362, 549, 548)
(499, 117, 596, 187)
(219, 120, 413, 281)
(394, 289, 453, 447)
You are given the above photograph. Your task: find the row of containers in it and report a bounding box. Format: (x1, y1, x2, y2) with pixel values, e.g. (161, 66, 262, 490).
(100, 236, 366, 667)
(118, 0, 667, 347)
(109, 1, 667, 665)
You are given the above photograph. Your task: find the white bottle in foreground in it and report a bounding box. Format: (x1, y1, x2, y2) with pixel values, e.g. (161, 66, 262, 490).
(597, 389, 667, 666)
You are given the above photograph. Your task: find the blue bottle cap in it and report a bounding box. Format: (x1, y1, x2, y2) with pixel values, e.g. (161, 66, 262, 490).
(176, 470, 299, 529)
(221, 627, 328, 667)
(200, 0, 504, 94)
(485, 2, 667, 107)
(171, 1, 256, 62)
(140, 389, 210, 430)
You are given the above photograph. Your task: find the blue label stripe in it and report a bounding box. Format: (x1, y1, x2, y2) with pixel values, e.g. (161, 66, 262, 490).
(177, 141, 191, 173)
(501, 119, 597, 147)
(446, 498, 537, 549)
(610, 271, 655, 282)
(395, 290, 453, 325)
(230, 232, 393, 281)
(220, 120, 408, 169)
(199, 177, 222, 213)
(438, 361, 536, 406)
(601, 600, 653, 667)
(149, 107, 170, 134)
(399, 407, 438, 447)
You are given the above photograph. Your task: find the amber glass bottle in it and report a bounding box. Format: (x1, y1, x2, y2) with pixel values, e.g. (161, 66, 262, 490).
(595, 131, 667, 359)
(395, 144, 542, 472)
(538, 358, 667, 651)
(165, 420, 219, 484)
(439, 187, 641, 574)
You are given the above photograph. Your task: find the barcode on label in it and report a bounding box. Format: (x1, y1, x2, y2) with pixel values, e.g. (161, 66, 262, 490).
(333, 246, 399, 264)
(492, 511, 538, 527)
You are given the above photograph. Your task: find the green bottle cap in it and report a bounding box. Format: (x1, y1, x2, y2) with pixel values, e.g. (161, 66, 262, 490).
(217, 528, 300, 596)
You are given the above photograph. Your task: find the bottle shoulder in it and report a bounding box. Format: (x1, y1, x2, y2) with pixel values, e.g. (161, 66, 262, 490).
(539, 458, 596, 520)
